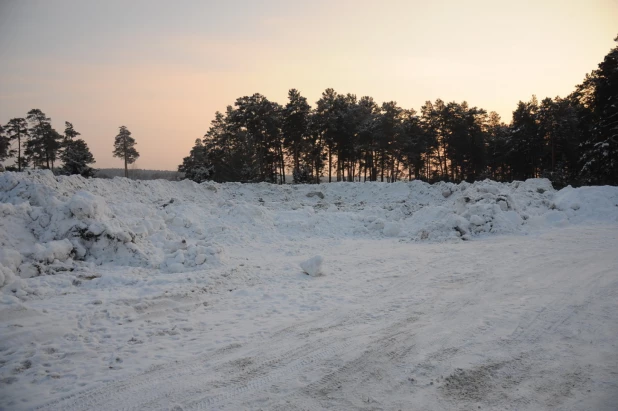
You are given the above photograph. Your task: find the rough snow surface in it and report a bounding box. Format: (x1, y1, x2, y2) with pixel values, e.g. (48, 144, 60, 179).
(0, 171, 617, 410)
(1, 171, 617, 290)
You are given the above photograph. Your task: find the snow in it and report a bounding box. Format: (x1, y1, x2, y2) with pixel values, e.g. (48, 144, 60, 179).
(300, 255, 324, 277)
(1, 170, 617, 410)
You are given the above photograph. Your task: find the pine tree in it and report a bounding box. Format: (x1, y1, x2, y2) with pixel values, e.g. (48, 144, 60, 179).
(229, 94, 283, 182)
(5, 118, 29, 171)
(64, 122, 81, 142)
(24, 109, 62, 170)
(357, 96, 380, 181)
(112, 126, 140, 178)
(420, 100, 449, 180)
(400, 108, 434, 180)
(41, 124, 63, 170)
(282, 89, 311, 182)
(335, 93, 360, 182)
(60, 139, 96, 177)
(178, 138, 212, 182)
(485, 112, 510, 180)
(509, 97, 542, 180)
(376, 101, 404, 182)
(579, 36, 618, 185)
(26, 109, 51, 169)
(0, 125, 13, 163)
(314, 89, 340, 182)
(536, 97, 584, 186)
(192, 108, 256, 183)
(306, 110, 326, 183)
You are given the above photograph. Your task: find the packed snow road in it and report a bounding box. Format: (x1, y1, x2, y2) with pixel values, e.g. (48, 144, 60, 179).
(1, 226, 616, 410)
(1, 172, 617, 410)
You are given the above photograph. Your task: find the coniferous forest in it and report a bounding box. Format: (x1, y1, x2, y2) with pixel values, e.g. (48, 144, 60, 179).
(180, 37, 618, 187)
(0, 110, 97, 177)
(2, 38, 616, 187)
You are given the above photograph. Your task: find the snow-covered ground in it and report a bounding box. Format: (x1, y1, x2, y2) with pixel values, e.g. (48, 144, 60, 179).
(1, 171, 617, 410)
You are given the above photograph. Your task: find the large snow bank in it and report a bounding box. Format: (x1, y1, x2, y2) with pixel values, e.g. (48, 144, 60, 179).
(1, 171, 617, 289)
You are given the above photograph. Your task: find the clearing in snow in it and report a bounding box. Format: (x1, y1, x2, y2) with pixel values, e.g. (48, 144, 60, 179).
(0, 171, 617, 410)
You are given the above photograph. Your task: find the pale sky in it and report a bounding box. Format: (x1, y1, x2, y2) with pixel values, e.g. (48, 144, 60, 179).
(1, 0, 617, 170)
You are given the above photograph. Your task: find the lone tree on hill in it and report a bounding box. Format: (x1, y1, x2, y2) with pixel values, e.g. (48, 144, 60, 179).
(112, 126, 139, 178)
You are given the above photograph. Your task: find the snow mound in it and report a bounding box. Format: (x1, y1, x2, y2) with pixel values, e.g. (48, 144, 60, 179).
(300, 255, 324, 277)
(1, 171, 617, 289)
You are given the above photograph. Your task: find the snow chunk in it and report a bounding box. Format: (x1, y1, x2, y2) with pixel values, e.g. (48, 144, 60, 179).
(383, 222, 401, 237)
(32, 239, 74, 263)
(0, 249, 22, 287)
(300, 256, 323, 277)
(68, 191, 110, 219)
(18, 263, 39, 279)
(0, 249, 22, 271)
(194, 254, 207, 265)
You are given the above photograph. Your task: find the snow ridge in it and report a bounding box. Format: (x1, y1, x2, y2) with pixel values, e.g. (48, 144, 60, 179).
(1, 170, 617, 290)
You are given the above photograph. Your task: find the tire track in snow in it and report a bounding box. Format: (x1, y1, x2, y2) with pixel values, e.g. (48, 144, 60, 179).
(34, 341, 245, 411)
(37, 266, 421, 411)
(508, 267, 613, 344)
(36, 302, 370, 411)
(291, 316, 421, 410)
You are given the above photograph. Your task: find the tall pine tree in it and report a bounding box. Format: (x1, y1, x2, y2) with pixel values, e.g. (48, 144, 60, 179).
(113, 126, 140, 178)
(60, 122, 96, 177)
(282, 89, 311, 183)
(5, 118, 29, 171)
(579, 36, 618, 185)
(0, 125, 12, 164)
(26, 109, 51, 169)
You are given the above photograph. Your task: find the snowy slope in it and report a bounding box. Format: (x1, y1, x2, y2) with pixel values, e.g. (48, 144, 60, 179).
(1, 171, 617, 410)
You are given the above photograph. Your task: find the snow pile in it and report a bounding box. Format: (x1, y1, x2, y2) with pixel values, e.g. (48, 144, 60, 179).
(0, 171, 224, 288)
(1, 170, 617, 289)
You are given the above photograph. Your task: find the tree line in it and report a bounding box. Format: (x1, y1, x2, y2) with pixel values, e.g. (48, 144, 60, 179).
(180, 37, 618, 187)
(0, 109, 96, 176)
(0, 111, 139, 178)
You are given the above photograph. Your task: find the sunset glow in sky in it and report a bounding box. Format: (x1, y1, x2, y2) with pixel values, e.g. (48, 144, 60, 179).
(1, 0, 617, 170)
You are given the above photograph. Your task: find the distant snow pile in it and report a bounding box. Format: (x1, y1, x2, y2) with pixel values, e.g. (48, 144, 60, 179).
(1, 170, 617, 289)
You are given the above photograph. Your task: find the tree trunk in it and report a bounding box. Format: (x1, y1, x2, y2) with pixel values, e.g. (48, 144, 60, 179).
(124, 134, 128, 178)
(336, 153, 341, 182)
(294, 147, 299, 173)
(551, 134, 555, 171)
(328, 145, 332, 183)
(280, 144, 286, 184)
(364, 156, 367, 182)
(17, 136, 21, 172)
(435, 148, 443, 178)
